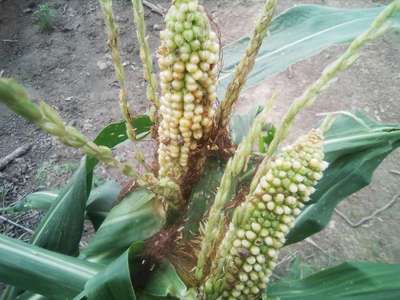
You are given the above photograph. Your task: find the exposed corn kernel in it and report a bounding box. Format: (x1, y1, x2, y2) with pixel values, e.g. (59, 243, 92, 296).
(204, 130, 326, 299)
(158, 0, 219, 180)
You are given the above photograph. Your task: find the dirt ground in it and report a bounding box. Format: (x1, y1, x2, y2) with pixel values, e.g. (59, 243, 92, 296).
(0, 0, 399, 284)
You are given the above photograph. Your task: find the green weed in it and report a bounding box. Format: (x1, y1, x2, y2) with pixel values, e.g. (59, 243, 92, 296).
(33, 4, 55, 32)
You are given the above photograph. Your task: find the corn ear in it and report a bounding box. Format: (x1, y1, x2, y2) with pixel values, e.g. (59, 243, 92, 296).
(202, 130, 328, 299)
(157, 0, 219, 181)
(195, 95, 276, 281)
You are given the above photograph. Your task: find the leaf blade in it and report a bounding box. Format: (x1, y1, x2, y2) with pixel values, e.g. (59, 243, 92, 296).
(143, 261, 187, 299)
(268, 261, 400, 299)
(0, 234, 101, 299)
(31, 157, 90, 255)
(81, 188, 165, 264)
(219, 5, 400, 97)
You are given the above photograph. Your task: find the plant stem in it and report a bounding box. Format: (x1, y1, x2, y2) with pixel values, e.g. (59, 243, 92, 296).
(215, 0, 277, 130)
(131, 0, 160, 114)
(250, 0, 400, 192)
(99, 0, 136, 141)
(195, 94, 276, 281)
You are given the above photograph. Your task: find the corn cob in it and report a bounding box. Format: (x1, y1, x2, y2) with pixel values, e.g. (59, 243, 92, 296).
(203, 130, 328, 299)
(157, 0, 219, 181)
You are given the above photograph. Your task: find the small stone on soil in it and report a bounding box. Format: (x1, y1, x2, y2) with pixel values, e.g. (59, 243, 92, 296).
(152, 23, 162, 31)
(97, 60, 109, 71)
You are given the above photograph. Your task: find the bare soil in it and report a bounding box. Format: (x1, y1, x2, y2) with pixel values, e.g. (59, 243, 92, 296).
(0, 0, 399, 285)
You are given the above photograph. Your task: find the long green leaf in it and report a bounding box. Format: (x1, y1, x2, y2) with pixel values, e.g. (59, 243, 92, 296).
(11, 191, 58, 212)
(9, 181, 121, 232)
(1, 158, 92, 299)
(12, 180, 120, 209)
(1, 116, 150, 299)
(0, 234, 101, 299)
(286, 113, 400, 244)
(134, 293, 174, 300)
(15, 292, 47, 300)
(81, 188, 164, 264)
(268, 261, 400, 299)
(219, 5, 400, 97)
(94, 116, 153, 147)
(88, 115, 153, 171)
(229, 106, 262, 145)
(86, 181, 122, 229)
(183, 158, 226, 239)
(80, 244, 142, 300)
(31, 157, 91, 255)
(143, 261, 186, 299)
(78, 247, 185, 300)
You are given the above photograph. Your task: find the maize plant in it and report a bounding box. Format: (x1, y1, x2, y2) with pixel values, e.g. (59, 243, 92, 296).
(1, 0, 400, 299)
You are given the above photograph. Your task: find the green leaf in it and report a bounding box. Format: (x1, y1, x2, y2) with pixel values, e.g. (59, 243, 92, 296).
(81, 188, 165, 264)
(1, 115, 150, 298)
(230, 106, 262, 145)
(268, 261, 400, 300)
(285, 257, 316, 281)
(15, 292, 47, 300)
(262, 124, 276, 147)
(0, 234, 101, 299)
(0, 288, 20, 300)
(86, 181, 122, 230)
(183, 158, 226, 239)
(1, 158, 92, 299)
(88, 115, 153, 171)
(81, 245, 142, 300)
(12, 191, 58, 212)
(93, 115, 152, 148)
(135, 293, 175, 300)
(31, 157, 91, 256)
(219, 5, 400, 97)
(259, 124, 276, 153)
(143, 261, 186, 299)
(9, 181, 121, 230)
(286, 113, 400, 244)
